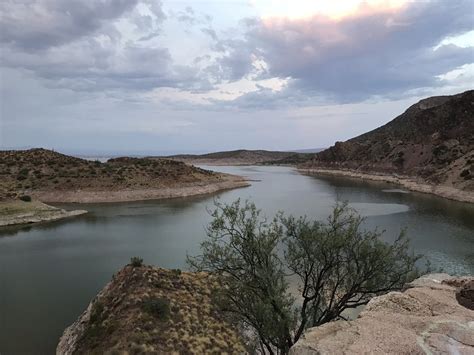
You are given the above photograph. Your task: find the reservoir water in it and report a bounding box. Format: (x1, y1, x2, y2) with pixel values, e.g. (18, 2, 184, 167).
(1, 166, 473, 354)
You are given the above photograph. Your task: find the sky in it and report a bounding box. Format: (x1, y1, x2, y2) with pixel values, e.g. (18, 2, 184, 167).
(0, 0, 473, 155)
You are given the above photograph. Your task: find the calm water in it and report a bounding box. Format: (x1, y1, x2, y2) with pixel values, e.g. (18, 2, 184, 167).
(1, 166, 473, 354)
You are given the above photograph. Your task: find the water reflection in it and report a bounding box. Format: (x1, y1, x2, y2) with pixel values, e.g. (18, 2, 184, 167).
(0, 166, 473, 354)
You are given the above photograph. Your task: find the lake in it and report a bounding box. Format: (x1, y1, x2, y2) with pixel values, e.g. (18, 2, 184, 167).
(1, 166, 473, 354)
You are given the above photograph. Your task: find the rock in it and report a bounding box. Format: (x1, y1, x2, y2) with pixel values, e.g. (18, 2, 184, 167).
(457, 281, 474, 311)
(290, 274, 474, 355)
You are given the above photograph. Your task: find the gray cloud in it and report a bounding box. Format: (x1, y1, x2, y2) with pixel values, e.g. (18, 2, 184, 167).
(0, 0, 140, 50)
(4, 0, 470, 102)
(217, 0, 474, 102)
(0, 0, 213, 92)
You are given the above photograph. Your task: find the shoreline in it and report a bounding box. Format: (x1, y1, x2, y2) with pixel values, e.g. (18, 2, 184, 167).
(299, 168, 474, 204)
(0, 200, 87, 227)
(31, 176, 250, 204)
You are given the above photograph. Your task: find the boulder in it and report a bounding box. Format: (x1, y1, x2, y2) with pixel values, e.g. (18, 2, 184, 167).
(290, 274, 474, 355)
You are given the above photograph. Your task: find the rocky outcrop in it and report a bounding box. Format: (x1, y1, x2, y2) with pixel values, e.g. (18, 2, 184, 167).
(290, 274, 474, 354)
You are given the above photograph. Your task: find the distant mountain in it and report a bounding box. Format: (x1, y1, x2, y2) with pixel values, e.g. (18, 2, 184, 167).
(160, 149, 313, 166)
(303, 90, 474, 194)
(291, 148, 325, 153)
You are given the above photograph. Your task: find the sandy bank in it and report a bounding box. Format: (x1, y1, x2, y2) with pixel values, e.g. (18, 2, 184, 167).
(33, 176, 250, 203)
(0, 200, 87, 227)
(299, 168, 474, 203)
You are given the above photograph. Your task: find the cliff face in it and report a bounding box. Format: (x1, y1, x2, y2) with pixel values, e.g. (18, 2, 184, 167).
(304, 90, 474, 192)
(290, 274, 474, 355)
(57, 265, 245, 354)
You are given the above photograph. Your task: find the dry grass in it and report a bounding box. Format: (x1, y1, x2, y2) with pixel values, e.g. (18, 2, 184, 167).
(73, 265, 246, 354)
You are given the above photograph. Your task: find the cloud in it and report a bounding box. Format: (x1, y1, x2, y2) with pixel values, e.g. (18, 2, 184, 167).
(0, 0, 140, 50)
(0, 0, 472, 108)
(217, 0, 474, 102)
(0, 0, 213, 92)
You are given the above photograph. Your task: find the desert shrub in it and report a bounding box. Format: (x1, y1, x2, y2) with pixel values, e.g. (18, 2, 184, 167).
(188, 199, 423, 354)
(19, 195, 32, 202)
(171, 269, 182, 277)
(130, 257, 143, 267)
(141, 298, 170, 320)
(17, 168, 29, 180)
(90, 302, 105, 324)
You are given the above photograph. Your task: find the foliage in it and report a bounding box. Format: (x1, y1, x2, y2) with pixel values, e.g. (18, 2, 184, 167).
(141, 297, 170, 320)
(130, 256, 143, 267)
(19, 195, 32, 202)
(188, 199, 422, 354)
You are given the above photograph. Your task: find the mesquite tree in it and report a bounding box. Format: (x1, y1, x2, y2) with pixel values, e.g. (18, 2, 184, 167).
(188, 200, 422, 354)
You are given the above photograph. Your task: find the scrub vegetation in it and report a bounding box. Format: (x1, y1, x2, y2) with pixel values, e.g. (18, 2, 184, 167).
(189, 199, 422, 354)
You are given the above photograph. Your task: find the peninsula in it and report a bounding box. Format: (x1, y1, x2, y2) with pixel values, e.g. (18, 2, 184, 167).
(0, 148, 249, 226)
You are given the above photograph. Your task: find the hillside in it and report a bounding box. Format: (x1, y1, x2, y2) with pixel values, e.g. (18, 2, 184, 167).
(302, 90, 474, 200)
(161, 149, 311, 166)
(0, 148, 248, 203)
(57, 263, 246, 354)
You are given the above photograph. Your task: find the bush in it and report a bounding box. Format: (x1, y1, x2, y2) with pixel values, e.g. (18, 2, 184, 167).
(130, 257, 143, 267)
(141, 298, 170, 320)
(89, 302, 105, 324)
(19, 195, 32, 202)
(18, 168, 29, 176)
(171, 269, 182, 277)
(188, 199, 423, 354)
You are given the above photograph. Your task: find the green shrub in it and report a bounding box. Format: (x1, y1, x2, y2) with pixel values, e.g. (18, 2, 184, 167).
(18, 168, 29, 176)
(90, 302, 105, 324)
(171, 269, 182, 277)
(188, 200, 423, 354)
(19, 195, 32, 202)
(141, 298, 170, 320)
(130, 257, 143, 267)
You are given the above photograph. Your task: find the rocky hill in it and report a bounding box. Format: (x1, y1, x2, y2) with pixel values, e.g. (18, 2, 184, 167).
(162, 149, 310, 166)
(58, 267, 473, 354)
(302, 90, 474, 201)
(57, 263, 245, 354)
(0, 148, 248, 203)
(290, 274, 474, 354)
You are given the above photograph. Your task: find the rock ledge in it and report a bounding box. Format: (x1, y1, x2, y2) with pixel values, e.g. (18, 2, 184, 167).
(290, 273, 474, 354)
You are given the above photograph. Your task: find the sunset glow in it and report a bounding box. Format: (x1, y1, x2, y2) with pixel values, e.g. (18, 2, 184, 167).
(252, 0, 409, 20)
